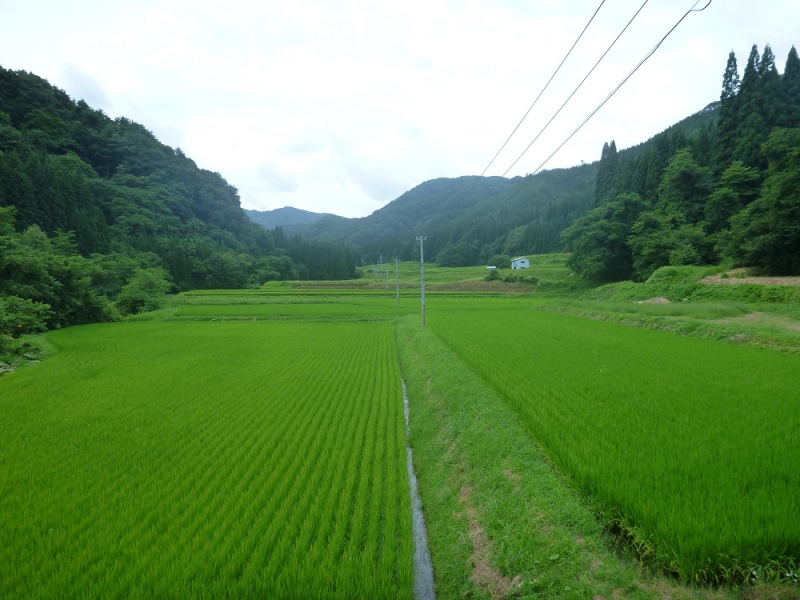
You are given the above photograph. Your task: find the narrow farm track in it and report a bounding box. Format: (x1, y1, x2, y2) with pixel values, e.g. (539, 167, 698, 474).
(0, 321, 413, 599)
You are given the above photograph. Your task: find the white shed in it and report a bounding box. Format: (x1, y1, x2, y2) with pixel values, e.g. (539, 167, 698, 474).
(511, 257, 530, 270)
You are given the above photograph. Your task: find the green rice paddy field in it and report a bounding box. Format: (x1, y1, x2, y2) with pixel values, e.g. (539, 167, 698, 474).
(430, 307, 800, 582)
(2, 288, 799, 597)
(0, 321, 412, 599)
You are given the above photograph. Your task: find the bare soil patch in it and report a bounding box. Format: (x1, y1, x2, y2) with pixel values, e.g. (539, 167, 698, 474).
(458, 484, 522, 598)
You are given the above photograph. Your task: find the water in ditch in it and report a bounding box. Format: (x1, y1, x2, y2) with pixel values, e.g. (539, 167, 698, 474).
(403, 380, 436, 600)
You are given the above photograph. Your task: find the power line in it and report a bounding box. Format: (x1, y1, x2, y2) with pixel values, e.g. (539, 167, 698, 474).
(500, 0, 651, 177)
(525, 0, 712, 178)
(410, 1, 607, 236)
(420, 0, 645, 246)
(481, 0, 607, 178)
(450, 0, 713, 248)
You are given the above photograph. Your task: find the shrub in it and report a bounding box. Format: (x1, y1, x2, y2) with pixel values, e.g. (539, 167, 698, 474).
(0, 296, 52, 358)
(116, 268, 172, 315)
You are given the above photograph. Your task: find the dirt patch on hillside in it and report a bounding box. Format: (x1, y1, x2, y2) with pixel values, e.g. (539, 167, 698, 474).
(701, 269, 800, 286)
(428, 279, 535, 293)
(458, 485, 522, 598)
(638, 297, 670, 304)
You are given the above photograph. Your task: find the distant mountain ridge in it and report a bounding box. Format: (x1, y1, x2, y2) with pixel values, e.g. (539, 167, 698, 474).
(244, 206, 334, 232)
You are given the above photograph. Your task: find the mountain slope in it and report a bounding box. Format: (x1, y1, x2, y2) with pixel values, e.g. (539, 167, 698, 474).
(0, 66, 358, 295)
(257, 101, 725, 267)
(244, 206, 332, 231)
(287, 166, 596, 265)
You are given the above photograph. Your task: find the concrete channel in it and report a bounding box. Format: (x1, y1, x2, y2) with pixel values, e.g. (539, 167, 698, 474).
(402, 380, 436, 600)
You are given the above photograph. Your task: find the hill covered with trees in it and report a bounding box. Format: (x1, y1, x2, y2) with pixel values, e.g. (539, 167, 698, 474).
(278, 166, 597, 267)
(260, 90, 722, 269)
(562, 43, 800, 281)
(254, 43, 799, 280)
(244, 206, 333, 235)
(0, 66, 356, 351)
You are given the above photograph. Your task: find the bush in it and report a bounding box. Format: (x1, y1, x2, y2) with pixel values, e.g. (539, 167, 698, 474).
(0, 296, 52, 338)
(488, 254, 512, 269)
(646, 265, 722, 285)
(0, 296, 52, 358)
(116, 268, 172, 315)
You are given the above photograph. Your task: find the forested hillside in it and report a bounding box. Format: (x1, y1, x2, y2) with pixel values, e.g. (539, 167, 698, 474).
(0, 66, 356, 352)
(285, 167, 597, 267)
(266, 97, 721, 269)
(244, 206, 332, 234)
(563, 43, 800, 280)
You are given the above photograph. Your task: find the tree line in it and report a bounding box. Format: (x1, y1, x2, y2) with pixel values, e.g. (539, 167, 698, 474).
(562, 44, 800, 281)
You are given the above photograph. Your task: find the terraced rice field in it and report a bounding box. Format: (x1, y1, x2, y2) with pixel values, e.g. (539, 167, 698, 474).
(431, 307, 800, 582)
(0, 321, 413, 599)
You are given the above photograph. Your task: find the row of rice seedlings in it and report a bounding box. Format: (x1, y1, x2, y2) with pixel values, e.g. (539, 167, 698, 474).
(430, 309, 800, 583)
(175, 302, 417, 318)
(173, 295, 539, 322)
(0, 321, 413, 598)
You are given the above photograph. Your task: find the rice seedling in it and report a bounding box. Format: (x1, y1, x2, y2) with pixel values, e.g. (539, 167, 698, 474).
(0, 321, 413, 598)
(430, 309, 800, 583)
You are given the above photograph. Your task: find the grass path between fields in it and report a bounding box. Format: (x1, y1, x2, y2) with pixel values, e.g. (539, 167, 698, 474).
(395, 316, 798, 600)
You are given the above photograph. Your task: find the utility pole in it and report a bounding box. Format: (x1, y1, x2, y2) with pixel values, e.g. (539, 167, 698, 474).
(386, 258, 390, 294)
(379, 254, 382, 281)
(395, 258, 400, 309)
(416, 236, 427, 326)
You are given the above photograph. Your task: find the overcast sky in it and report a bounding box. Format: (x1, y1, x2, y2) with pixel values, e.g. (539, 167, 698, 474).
(2, 1, 798, 217)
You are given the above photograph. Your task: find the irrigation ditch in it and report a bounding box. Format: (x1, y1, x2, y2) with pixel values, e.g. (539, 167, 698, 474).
(403, 380, 436, 600)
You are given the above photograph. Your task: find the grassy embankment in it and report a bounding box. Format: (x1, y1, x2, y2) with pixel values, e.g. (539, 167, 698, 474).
(537, 264, 800, 352)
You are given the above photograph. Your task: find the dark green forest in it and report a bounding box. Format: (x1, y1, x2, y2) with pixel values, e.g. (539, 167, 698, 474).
(562, 44, 800, 281)
(0, 66, 356, 354)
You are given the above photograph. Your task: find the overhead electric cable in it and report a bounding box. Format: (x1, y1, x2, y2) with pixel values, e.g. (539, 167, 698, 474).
(451, 0, 713, 247)
(500, 0, 651, 177)
(412, 0, 609, 237)
(524, 0, 713, 178)
(480, 0, 607, 178)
